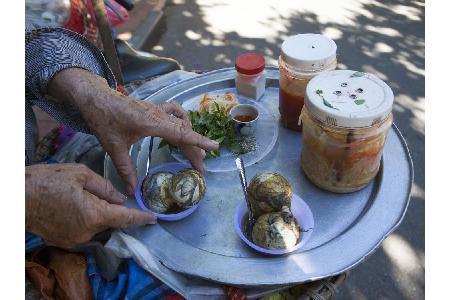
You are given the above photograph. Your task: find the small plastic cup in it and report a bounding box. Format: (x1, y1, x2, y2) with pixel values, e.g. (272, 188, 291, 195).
(234, 194, 314, 255)
(135, 162, 204, 221)
(230, 104, 259, 136)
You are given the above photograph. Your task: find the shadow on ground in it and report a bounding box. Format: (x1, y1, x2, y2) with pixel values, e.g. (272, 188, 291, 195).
(143, 0, 424, 299)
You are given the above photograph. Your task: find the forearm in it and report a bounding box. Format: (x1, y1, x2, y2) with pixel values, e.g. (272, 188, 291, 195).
(25, 27, 116, 133)
(47, 68, 157, 135)
(47, 67, 121, 112)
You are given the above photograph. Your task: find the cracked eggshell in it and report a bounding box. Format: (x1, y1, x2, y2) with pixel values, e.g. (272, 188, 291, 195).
(248, 172, 293, 218)
(252, 211, 301, 250)
(141, 172, 175, 213)
(170, 169, 206, 209)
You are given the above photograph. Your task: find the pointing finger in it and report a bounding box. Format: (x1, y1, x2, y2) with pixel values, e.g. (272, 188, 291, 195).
(83, 168, 125, 204)
(161, 122, 219, 151)
(100, 201, 157, 228)
(180, 145, 206, 173)
(109, 145, 138, 195)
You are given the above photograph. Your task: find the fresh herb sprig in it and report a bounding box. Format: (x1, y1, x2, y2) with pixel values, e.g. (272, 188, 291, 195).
(159, 104, 244, 158)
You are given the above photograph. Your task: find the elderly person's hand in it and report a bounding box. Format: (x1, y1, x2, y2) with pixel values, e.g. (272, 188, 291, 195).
(26, 164, 156, 249)
(48, 68, 218, 194)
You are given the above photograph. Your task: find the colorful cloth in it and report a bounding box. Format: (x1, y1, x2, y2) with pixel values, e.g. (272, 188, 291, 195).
(86, 252, 176, 300)
(26, 232, 45, 253)
(26, 231, 178, 300)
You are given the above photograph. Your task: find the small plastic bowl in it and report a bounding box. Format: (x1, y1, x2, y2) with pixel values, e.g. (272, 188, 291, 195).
(135, 162, 204, 221)
(229, 104, 259, 136)
(234, 194, 314, 255)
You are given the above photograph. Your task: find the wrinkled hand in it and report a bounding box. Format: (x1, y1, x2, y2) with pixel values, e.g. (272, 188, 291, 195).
(158, 102, 207, 172)
(25, 163, 156, 249)
(48, 68, 218, 194)
(86, 95, 214, 195)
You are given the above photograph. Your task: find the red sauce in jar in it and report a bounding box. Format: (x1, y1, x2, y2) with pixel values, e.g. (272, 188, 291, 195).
(234, 115, 255, 122)
(279, 88, 304, 131)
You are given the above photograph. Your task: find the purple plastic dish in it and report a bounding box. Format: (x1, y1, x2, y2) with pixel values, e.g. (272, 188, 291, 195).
(135, 162, 204, 221)
(234, 194, 314, 255)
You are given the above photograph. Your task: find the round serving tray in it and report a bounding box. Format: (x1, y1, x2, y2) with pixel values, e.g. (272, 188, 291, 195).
(104, 67, 412, 287)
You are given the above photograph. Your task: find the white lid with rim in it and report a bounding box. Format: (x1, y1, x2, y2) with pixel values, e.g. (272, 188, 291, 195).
(304, 70, 394, 128)
(281, 34, 337, 71)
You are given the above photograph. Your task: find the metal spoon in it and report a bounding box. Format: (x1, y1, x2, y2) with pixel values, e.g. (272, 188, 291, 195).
(146, 136, 154, 176)
(235, 157, 255, 238)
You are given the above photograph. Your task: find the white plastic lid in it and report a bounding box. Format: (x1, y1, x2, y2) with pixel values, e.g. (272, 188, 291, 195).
(304, 70, 394, 128)
(281, 34, 337, 71)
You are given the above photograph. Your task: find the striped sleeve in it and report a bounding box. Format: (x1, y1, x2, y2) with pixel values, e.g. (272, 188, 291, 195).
(25, 27, 117, 134)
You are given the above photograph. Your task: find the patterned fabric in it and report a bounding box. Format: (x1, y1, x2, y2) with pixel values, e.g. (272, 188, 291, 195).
(32, 126, 60, 162)
(25, 26, 116, 165)
(86, 252, 175, 300)
(26, 232, 45, 253)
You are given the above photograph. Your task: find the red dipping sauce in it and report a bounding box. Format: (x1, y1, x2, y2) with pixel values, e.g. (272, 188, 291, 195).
(234, 115, 255, 122)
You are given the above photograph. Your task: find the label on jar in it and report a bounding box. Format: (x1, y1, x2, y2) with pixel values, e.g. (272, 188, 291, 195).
(305, 70, 394, 128)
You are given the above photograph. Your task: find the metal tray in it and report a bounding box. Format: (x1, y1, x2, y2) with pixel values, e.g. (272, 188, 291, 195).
(104, 67, 413, 287)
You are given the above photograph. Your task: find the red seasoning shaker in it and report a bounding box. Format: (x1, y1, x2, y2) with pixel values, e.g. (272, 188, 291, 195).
(279, 34, 337, 131)
(235, 53, 266, 100)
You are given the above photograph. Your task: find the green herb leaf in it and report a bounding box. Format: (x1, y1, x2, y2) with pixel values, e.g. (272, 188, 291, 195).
(316, 89, 323, 95)
(214, 101, 220, 112)
(160, 106, 246, 158)
(215, 136, 225, 144)
(354, 99, 365, 105)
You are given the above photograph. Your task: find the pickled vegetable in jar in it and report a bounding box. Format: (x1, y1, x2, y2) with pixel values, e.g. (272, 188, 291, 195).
(300, 70, 394, 193)
(279, 34, 337, 131)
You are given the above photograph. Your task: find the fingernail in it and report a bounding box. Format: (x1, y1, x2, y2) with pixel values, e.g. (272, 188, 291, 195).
(147, 215, 157, 224)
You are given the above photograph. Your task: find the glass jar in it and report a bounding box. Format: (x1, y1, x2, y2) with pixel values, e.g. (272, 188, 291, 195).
(235, 53, 266, 100)
(301, 70, 394, 193)
(301, 108, 392, 193)
(279, 34, 337, 131)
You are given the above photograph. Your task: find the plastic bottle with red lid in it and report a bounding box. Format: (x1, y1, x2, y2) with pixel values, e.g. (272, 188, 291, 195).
(235, 53, 266, 100)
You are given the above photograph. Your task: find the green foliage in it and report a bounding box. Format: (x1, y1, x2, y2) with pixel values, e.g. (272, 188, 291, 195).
(159, 107, 245, 158)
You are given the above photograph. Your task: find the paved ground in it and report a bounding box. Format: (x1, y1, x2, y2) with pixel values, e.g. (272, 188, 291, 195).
(143, 0, 425, 299)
